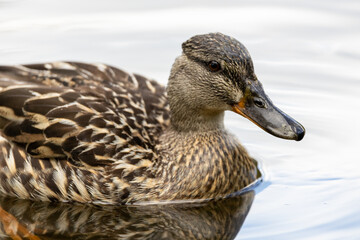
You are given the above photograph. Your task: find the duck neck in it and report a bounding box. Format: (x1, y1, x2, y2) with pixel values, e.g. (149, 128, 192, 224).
(170, 109, 225, 132)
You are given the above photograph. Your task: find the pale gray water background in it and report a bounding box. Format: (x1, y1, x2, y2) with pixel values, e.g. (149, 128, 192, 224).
(0, 0, 360, 239)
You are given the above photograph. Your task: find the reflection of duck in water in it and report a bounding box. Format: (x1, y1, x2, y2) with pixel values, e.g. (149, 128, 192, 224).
(0, 191, 255, 239)
(0, 33, 304, 204)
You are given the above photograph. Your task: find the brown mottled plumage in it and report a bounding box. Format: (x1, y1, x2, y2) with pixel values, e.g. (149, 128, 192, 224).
(0, 33, 304, 204)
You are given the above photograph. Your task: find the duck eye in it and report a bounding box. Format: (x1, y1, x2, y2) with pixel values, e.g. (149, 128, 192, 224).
(208, 61, 221, 72)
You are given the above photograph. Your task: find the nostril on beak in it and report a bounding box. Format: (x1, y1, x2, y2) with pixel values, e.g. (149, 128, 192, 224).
(253, 98, 265, 108)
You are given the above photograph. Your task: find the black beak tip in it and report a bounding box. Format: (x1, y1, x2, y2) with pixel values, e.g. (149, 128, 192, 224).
(295, 126, 305, 141)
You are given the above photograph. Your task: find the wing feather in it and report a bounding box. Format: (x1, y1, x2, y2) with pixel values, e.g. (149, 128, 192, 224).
(0, 62, 170, 169)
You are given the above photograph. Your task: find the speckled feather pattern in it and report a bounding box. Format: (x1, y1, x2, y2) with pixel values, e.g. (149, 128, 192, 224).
(182, 33, 257, 86)
(0, 33, 259, 204)
(143, 130, 257, 202)
(0, 62, 170, 204)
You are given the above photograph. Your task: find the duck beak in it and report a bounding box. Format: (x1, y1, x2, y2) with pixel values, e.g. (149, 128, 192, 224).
(232, 82, 305, 141)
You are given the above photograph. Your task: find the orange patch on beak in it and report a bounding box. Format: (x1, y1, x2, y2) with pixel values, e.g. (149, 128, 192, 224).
(232, 98, 246, 117)
(232, 98, 269, 132)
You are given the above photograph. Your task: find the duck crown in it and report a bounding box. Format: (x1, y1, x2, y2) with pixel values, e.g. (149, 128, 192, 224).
(182, 32, 255, 76)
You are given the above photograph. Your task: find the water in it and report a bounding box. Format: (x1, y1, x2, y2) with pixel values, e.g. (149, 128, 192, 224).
(0, 0, 359, 239)
(0, 193, 255, 239)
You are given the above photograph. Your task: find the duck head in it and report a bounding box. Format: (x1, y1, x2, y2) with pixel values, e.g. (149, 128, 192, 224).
(167, 33, 305, 141)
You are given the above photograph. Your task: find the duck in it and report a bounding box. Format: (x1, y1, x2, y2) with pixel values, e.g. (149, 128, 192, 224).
(0, 33, 305, 204)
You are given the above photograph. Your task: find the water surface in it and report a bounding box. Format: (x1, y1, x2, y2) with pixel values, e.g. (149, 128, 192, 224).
(0, 192, 255, 239)
(0, 0, 359, 239)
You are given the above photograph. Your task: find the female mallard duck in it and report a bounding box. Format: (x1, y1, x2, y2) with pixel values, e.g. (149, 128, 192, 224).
(0, 33, 305, 204)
